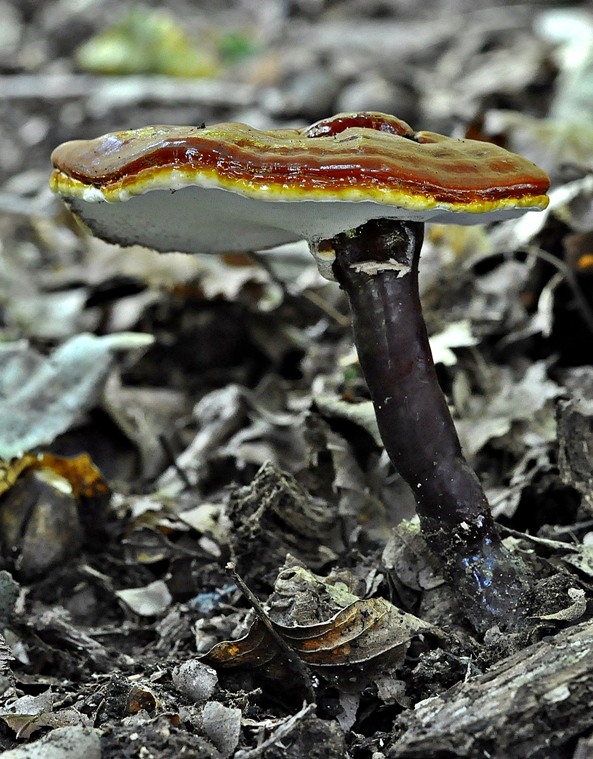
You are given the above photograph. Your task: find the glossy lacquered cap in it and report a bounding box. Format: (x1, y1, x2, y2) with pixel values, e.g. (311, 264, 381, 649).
(50, 112, 550, 255)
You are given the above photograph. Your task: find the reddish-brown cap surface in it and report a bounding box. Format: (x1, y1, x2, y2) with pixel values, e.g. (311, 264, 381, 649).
(50, 112, 550, 256)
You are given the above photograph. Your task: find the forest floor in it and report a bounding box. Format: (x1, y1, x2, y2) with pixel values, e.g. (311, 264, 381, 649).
(2, 1, 593, 757)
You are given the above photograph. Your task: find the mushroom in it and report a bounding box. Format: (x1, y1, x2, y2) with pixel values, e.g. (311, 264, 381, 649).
(50, 112, 550, 632)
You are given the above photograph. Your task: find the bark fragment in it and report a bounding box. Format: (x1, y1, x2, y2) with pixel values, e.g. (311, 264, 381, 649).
(390, 619, 593, 758)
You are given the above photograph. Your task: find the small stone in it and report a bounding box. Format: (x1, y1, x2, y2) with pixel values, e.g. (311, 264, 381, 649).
(172, 659, 218, 704)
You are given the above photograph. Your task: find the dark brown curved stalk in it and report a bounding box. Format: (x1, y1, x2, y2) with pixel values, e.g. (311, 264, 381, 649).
(323, 219, 531, 632)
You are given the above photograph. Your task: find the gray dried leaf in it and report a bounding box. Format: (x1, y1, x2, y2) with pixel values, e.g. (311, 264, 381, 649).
(557, 389, 593, 513)
(537, 9, 593, 123)
(456, 362, 560, 460)
(0, 689, 54, 738)
(376, 673, 409, 707)
(103, 371, 186, 480)
(178, 503, 230, 545)
(562, 545, 593, 578)
(84, 240, 206, 289)
(305, 414, 402, 541)
(6, 288, 90, 341)
(471, 259, 531, 332)
(382, 520, 444, 592)
(116, 580, 172, 617)
(489, 446, 555, 519)
(198, 255, 283, 312)
(0, 333, 154, 459)
(218, 381, 308, 474)
(429, 320, 478, 367)
(0, 570, 19, 629)
(1, 687, 53, 717)
(325, 426, 372, 498)
(501, 268, 562, 344)
(157, 384, 247, 496)
(32, 607, 130, 671)
(457, 416, 513, 460)
(222, 417, 298, 470)
(314, 394, 382, 446)
(0, 725, 101, 759)
(337, 691, 359, 731)
(422, 34, 545, 123)
(200, 701, 242, 759)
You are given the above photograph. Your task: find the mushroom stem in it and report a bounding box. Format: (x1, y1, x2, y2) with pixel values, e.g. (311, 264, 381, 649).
(324, 218, 530, 632)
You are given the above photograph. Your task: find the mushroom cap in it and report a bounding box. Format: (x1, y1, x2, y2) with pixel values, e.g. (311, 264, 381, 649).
(50, 112, 550, 255)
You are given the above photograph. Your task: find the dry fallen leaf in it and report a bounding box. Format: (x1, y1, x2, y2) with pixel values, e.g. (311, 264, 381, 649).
(0, 689, 91, 739)
(200, 701, 242, 759)
(557, 377, 593, 514)
(116, 579, 173, 617)
(0, 333, 154, 460)
(33, 453, 110, 501)
(203, 562, 431, 691)
(0, 453, 110, 578)
(0, 725, 101, 759)
(382, 519, 444, 593)
(273, 597, 427, 668)
(455, 361, 560, 460)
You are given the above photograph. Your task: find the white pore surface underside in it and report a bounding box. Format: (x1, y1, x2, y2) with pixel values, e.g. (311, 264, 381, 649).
(70, 185, 529, 255)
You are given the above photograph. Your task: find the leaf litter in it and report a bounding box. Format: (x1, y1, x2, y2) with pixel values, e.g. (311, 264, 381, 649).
(3, 1, 593, 758)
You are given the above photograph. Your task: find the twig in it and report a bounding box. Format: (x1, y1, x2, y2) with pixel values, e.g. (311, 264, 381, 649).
(225, 562, 315, 704)
(158, 433, 192, 490)
(234, 702, 316, 759)
(301, 289, 351, 327)
(123, 527, 209, 559)
(250, 250, 350, 327)
(525, 245, 593, 337)
(249, 251, 289, 297)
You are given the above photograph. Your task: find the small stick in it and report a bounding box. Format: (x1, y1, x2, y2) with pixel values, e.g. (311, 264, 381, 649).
(225, 562, 315, 704)
(158, 433, 192, 490)
(526, 244, 593, 337)
(234, 702, 316, 759)
(301, 289, 351, 327)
